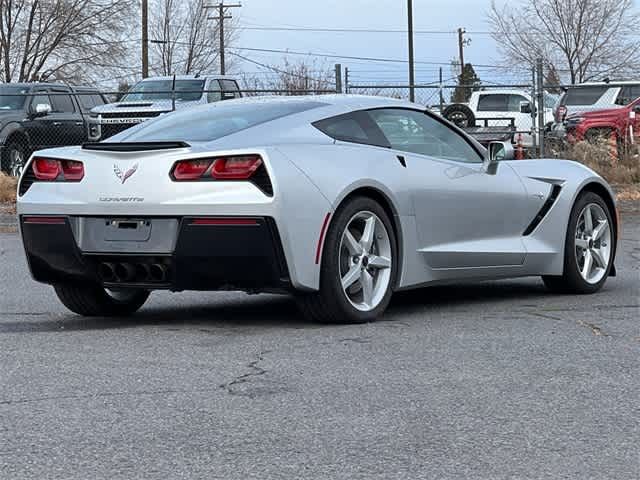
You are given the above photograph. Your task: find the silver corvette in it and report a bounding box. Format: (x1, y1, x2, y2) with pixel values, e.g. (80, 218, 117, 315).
(16, 95, 618, 323)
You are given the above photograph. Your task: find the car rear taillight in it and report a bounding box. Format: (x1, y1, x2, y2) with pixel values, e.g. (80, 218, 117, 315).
(172, 159, 212, 180)
(31, 157, 84, 182)
(171, 155, 263, 181)
(33, 158, 61, 181)
(211, 156, 262, 179)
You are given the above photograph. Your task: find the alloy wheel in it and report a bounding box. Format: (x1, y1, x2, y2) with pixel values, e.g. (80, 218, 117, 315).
(574, 203, 612, 285)
(9, 148, 24, 177)
(339, 211, 392, 312)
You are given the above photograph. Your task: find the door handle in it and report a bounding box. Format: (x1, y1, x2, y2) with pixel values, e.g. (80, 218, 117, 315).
(75, 121, 83, 126)
(53, 122, 62, 126)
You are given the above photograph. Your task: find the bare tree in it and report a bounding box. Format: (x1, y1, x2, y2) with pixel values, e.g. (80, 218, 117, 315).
(241, 57, 334, 95)
(0, 0, 135, 83)
(488, 0, 640, 83)
(150, 0, 236, 76)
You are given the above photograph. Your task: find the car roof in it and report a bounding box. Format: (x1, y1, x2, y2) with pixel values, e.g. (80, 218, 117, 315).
(137, 75, 238, 82)
(0, 82, 70, 89)
(567, 81, 640, 88)
(214, 94, 415, 110)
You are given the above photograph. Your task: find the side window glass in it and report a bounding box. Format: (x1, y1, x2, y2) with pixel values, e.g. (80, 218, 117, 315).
(50, 91, 75, 113)
(207, 80, 222, 102)
(617, 86, 640, 106)
(313, 111, 389, 147)
(508, 95, 529, 112)
(368, 108, 483, 163)
(31, 93, 52, 110)
(477, 94, 508, 111)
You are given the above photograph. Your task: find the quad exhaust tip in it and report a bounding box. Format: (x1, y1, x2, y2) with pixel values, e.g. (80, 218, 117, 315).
(98, 261, 169, 283)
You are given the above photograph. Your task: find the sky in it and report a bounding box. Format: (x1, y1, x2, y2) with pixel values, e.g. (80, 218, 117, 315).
(229, 0, 520, 88)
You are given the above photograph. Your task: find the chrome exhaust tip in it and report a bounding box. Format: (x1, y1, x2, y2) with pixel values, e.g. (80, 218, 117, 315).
(114, 263, 136, 282)
(98, 262, 116, 282)
(149, 264, 167, 282)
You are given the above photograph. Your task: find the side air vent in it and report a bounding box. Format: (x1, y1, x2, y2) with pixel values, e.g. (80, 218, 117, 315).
(251, 163, 273, 196)
(18, 164, 37, 196)
(523, 185, 562, 236)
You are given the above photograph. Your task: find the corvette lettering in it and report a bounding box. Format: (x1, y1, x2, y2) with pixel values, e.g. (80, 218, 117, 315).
(99, 197, 144, 202)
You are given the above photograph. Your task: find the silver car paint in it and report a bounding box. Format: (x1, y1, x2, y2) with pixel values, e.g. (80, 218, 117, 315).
(17, 95, 616, 292)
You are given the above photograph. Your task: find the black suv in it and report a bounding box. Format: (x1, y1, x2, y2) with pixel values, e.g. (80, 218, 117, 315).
(0, 83, 106, 176)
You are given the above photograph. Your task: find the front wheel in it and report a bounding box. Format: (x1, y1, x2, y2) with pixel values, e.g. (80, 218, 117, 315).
(1, 140, 27, 177)
(542, 192, 614, 294)
(297, 196, 397, 324)
(54, 284, 149, 317)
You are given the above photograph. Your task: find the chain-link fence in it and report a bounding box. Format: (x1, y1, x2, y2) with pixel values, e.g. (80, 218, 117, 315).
(0, 87, 336, 176)
(1, 76, 638, 182)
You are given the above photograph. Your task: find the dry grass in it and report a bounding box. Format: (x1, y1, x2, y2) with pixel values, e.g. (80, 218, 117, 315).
(0, 172, 17, 203)
(562, 139, 640, 185)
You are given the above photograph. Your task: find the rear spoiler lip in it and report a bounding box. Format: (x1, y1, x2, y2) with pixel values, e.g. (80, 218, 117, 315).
(82, 141, 191, 152)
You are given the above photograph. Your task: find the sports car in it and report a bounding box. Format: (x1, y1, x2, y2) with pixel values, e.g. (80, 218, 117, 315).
(16, 95, 618, 323)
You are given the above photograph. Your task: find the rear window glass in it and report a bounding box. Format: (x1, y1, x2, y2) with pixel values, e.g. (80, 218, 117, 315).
(561, 86, 608, 106)
(77, 93, 104, 110)
(115, 101, 325, 142)
(616, 85, 640, 105)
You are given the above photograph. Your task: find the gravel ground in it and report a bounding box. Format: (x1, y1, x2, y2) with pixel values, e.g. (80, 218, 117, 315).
(0, 214, 638, 480)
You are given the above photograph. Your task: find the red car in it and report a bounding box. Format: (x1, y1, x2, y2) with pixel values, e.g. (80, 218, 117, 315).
(564, 97, 640, 155)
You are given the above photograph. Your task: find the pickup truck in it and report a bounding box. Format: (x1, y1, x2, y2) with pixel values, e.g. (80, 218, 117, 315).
(563, 96, 640, 157)
(0, 83, 105, 176)
(88, 75, 242, 141)
(442, 89, 556, 147)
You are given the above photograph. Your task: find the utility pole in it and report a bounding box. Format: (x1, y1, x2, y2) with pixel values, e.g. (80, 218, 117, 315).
(407, 0, 415, 102)
(205, 2, 241, 76)
(335, 64, 343, 93)
(141, 0, 149, 78)
(457, 27, 466, 76)
(536, 58, 545, 158)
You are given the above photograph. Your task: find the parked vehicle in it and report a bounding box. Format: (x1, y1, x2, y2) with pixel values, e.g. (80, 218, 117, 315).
(553, 81, 640, 122)
(0, 83, 105, 176)
(442, 89, 556, 147)
(88, 75, 242, 141)
(17, 95, 617, 323)
(563, 96, 640, 156)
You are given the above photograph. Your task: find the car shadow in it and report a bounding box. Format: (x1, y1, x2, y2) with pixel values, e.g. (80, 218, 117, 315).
(1, 279, 553, 334)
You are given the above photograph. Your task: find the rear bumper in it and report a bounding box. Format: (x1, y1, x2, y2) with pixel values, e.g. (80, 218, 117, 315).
(20, 215, 291, 292)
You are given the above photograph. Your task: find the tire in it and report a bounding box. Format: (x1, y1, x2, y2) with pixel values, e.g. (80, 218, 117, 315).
(442, 104, 476, 128)
(297, 196, 398, 324)
(54, 284, 150, 317)
(542, 191, 614, 294)
(1, 139, 27, 177)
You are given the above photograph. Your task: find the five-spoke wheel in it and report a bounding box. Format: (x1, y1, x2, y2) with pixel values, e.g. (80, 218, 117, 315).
(543, 191, 615, 294)
(297, 196, 397, 324)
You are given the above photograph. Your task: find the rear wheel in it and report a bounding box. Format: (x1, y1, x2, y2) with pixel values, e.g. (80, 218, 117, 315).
(542, 192, 614, 294)
(54, 284, 149, 316)
(297, 197, 397, 324)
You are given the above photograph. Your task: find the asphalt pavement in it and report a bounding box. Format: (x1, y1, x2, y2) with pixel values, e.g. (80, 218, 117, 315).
(0, 214, 638, 479)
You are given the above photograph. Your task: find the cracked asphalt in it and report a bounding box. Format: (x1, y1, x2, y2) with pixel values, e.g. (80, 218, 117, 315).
(1, 214, 638, 480)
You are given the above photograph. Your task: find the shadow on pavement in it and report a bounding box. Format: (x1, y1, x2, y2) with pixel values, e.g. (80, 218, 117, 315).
(0, 279, 554, 334)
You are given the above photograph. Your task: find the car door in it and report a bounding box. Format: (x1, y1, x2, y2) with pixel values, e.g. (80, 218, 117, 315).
(21, 90, 55, 151)
(367, 108, 530, 269)
(49, 88, 86, 146)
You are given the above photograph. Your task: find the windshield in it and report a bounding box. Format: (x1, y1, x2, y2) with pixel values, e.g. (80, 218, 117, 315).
(122, 80, 205, 102)
(0, 86, 28, 110)
(115, 100, 326, 143)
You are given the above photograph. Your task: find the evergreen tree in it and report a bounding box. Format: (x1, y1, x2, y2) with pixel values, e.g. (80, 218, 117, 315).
(452, 63, 481, 103)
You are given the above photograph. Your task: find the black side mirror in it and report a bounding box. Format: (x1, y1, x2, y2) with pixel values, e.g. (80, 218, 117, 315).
(519, 101, 532, 114)
(633, 105, 640, 113)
